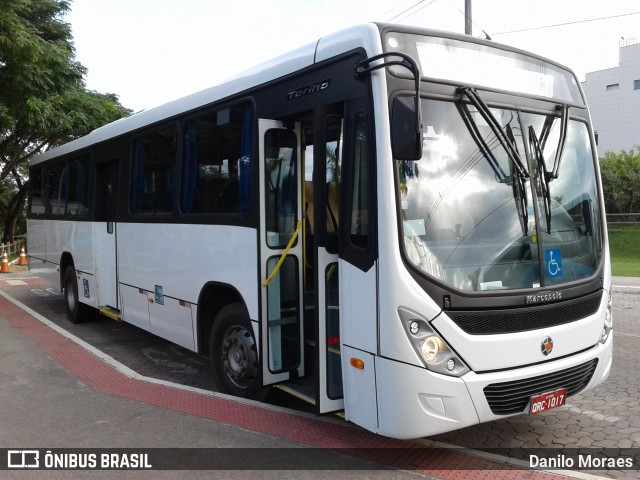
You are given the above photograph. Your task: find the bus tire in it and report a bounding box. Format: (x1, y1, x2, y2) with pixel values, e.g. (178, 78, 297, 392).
(209, 303, 266, 400)
(63, 266, 92, 323)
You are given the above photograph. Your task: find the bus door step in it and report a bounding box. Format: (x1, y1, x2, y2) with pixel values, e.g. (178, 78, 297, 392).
(275, 382, 316, 406)
(99, 306, 122, 322)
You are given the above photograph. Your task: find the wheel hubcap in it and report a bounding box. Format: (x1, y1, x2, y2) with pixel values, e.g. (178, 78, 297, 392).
(221, 325, 257, 389)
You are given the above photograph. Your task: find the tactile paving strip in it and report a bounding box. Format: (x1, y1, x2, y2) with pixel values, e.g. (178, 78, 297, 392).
(0, 291, 570, 479)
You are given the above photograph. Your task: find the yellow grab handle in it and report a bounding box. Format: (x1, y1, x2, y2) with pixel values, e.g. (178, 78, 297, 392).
(263, 220, 302, 287)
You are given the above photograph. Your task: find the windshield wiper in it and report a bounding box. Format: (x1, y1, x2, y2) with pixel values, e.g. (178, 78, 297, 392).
(457, 87, 529, 180)
(457, 86, 530, 236)
(527, 104, 570, 234)
(506, 124, 529, 236)
(538, 104, 570, 181)
(529, 126, 552, 234)
(456, 102, 508, 182)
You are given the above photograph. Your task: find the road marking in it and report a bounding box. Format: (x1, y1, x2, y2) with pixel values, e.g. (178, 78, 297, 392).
(566, 405, 620, 422)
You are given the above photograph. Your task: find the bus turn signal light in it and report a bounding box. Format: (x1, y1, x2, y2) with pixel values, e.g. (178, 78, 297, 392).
(350, 357, 365, 369)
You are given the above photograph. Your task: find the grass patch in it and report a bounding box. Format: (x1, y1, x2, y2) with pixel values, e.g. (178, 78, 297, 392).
(608, 226, 640, 277)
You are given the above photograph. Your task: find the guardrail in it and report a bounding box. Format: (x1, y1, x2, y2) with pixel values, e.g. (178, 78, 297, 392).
(0, 237, 27, 260)
(607, 213, 640, 226)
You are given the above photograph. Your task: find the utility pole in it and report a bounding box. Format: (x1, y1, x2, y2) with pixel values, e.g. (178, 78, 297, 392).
(465, 0, 472, 35)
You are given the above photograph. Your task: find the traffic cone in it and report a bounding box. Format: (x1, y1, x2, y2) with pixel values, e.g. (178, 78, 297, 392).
(18, 246, 28, 266)
(0, 250, 9, 273)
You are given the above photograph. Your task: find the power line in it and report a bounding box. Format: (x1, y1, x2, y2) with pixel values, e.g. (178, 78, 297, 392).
(387, 0, 440, 23)
(492, 11, 640, 36)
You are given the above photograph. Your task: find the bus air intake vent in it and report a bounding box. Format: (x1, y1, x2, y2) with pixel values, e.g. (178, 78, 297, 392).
(447, 290, 602, 335)
(483, 358, 598, 416)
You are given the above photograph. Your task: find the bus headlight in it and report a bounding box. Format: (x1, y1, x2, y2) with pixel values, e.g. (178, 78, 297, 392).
(421, 336, 442, 362)
(600, 292, 612, 344)
(399, 307, 470, 377)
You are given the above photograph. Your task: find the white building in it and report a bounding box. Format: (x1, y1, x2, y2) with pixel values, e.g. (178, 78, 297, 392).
(581, 39, 640, 156)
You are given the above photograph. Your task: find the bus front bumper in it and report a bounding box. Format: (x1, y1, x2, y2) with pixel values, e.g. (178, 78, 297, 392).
(374, 335, 612, 440)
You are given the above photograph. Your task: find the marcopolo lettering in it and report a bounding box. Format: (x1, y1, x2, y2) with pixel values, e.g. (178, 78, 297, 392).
(286, 79, 331, 100)
(525, 291, 562, 305)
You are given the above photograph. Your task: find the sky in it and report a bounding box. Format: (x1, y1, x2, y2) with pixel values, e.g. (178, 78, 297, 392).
(64, 0, 640, 112)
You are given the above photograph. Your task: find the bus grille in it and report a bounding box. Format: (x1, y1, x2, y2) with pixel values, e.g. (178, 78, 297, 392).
(483, 358, 598, 415)
(447, 290, 602, 335)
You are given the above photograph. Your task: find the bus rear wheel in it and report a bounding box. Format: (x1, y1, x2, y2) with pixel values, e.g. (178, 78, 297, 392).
(209, 303, 266, 400)
(63, 266, 93, 323)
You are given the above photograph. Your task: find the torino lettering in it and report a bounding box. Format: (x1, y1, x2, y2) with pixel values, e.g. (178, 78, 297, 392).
(287, 79, 331, 100)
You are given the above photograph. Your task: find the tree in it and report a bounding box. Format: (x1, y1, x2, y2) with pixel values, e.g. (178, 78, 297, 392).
(0, 0, 131, 241)
(599, 147, 640, 215)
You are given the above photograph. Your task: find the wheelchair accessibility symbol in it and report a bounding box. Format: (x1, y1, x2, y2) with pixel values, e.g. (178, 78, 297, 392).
(545, 249, 563, 278)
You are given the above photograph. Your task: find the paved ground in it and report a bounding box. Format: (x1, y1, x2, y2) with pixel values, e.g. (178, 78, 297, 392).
(427, 278, 640, 479)
(0, 264, 638, 478)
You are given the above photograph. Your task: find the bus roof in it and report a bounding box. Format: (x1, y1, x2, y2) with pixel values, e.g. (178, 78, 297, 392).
(30, 23, 383, 166)
(30, 22, 580, 166)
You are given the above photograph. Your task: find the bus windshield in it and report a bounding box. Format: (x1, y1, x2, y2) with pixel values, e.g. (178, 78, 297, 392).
(398, 98, 603, 292)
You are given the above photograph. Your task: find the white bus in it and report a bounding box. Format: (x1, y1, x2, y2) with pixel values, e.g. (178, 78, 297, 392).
(27, 23, 612, 439)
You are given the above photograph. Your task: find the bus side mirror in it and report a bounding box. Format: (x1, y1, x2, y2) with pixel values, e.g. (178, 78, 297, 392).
(391, 96, 423, 161)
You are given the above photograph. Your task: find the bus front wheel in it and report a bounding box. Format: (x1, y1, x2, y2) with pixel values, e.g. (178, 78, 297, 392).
(209, 303, 266, 400)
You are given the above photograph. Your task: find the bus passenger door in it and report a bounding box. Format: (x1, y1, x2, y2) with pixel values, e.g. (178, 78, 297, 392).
(94, 159, 119, 309)
(312, 107, 344, 413)
(258, 120, 305, 385)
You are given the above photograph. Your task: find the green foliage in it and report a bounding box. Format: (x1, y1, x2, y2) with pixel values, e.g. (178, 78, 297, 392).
(0, 0, 131, 241)
(599, 147, 640, 214)
(608, 226, 640, 277)
(0, 0, 84, 131)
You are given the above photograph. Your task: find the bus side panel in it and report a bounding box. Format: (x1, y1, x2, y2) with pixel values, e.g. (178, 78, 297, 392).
(43, 220, 94, 274)
(26, 219, 46, 260)
(27, 218, 59, 286)
(149, 297, 195, 351)
(116, 223, 258, 349)
(340, 261, 377, 353)
(45, 219, 65, 268)
(120, 284, 151, 331)
(342, 346, 378, 433)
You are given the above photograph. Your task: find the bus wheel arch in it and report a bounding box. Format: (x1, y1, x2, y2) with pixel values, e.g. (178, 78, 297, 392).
(197, 283, 244, 353)
(62, 260, 94, 323)
(198, 284, 265, 400)
(60, 252, 75, 294)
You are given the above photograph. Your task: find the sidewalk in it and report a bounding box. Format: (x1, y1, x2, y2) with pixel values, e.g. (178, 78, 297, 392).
(612, 276, 640, 293)
(612, 276, 640, 286)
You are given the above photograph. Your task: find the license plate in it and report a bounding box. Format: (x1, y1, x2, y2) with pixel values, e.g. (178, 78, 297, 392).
(530, 388, 567, 415)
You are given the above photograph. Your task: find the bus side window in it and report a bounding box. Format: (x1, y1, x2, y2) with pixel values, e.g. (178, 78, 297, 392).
(350, 112, 370, 248)
(29, 166, 45, 216)
(49, 160, 67, 216)
(66, 154, 90, 216)
(131, 125, 178, 214)
(181, 103, 252, 215)
(339, 109, 375, 272)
